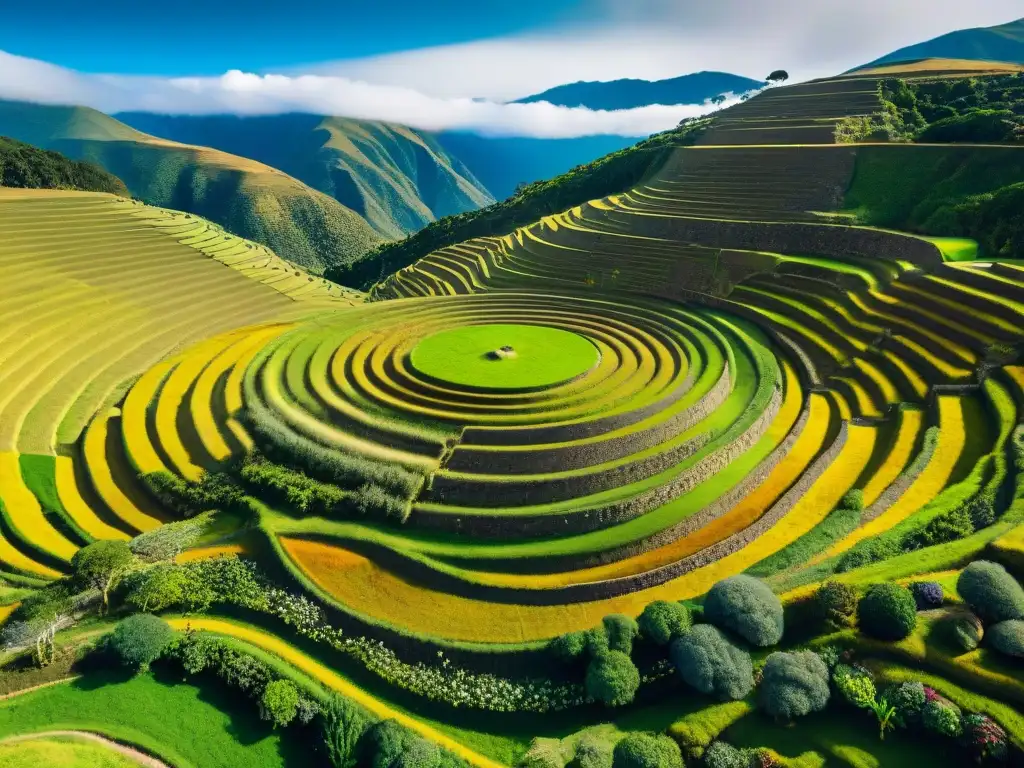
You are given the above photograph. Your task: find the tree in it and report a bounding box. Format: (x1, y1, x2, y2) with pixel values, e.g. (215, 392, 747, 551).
(704, 575, 784, 646)
(670, 625, 753, 701)
(5, 585, 75, 666)
(584, 651, 640, 707)
(611, 733, 683, 768)
(71, 540, 135, 614)
(124, 564, 188, 612)
(322, 694, 370, 768)
(107, 614, 174, 672)
(260, 679, 300, 728)
(637, 601, 691, 646)
(758, 651, 830, 722)
(957, 561, 1024, 625)
(857, 583, 917, 641)
(766, 70, 789, 84)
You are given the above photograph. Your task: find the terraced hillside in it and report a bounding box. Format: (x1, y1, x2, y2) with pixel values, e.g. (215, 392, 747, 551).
(1, 58, 1023, 768)
(0, 187, 358, 579)
(0, 100, 382, 273)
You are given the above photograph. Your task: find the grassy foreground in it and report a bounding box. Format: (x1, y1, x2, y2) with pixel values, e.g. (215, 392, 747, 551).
(0, 736, 144, 768)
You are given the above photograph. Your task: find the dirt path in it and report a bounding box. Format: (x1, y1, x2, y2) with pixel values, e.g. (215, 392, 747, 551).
(0, 730, 171, 767)
(0, 676, 80, 701)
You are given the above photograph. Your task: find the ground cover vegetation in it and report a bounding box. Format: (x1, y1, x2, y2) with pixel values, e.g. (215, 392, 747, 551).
(0, 60, 1023, 767)
(0, 136, 127, 195)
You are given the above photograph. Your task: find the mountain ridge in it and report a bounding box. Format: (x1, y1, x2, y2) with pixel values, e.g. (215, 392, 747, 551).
(858, 17, 1024, 69)
(515, 71, 764, 109)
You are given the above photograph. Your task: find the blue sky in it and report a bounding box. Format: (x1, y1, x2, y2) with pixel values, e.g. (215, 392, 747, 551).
(0, 1, 1020, 137)
(0, 0, 586, 75)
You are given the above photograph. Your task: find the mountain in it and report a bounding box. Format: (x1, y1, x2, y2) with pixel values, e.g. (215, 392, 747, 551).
(0, 100, 380, 273)
(859, 17, 1024, 69)
(0, 136, 127, 194)
(515, 71, 764, 109)
(116, 112, 494, 240)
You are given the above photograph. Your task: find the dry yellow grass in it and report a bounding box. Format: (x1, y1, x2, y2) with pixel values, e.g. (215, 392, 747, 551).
(54, 456, 129, 542)
(851, 59, 1024, 77)
(0, 452, 77, 563)
(862, 408, 924, 506)
(280, 400, 876, 642)
(174, 544, 247, 563)
(165, 617, 504, 768)
(121, 361, 174, 477)
(82, 410, 162, 534)
(824, 396, 966, 558)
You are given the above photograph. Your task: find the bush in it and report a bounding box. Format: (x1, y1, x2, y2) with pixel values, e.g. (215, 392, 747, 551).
(909, 581, 944, 610)
(611, 733, 683, 768)
(518, 738, 565, 768)
(602, 614, 640, 655)
(987, 619, 1024, 658)
(637, 601, 691, 646)
(841, 489, 865, 512)
(390, 737, 442, 768)
(832, 664, 876, 709)
(549, 631, 589, 665)
(322, 694, 370, 768)
(704, 575, 783, 647)
(123, 564, 189, 612)
(758, 651, 830, 721)
(107, 614, 174, 672)
(813, 581, 858, 630)
(584, 627, 610, 658)
(71, 539, 135, 613)
(260, 679, 299, 728)
(585, 651, 640, 708)
(364, 720, 414, 768)
(922, 695, 963, 737)
(670, 625, 754, 701)
(962, 713, 1008, 763)
(940, 612, 983, 653)
(885, 681, 926, 727)
(957, 561, 1024, 625)
(573, 733, 614, 768)
(857, 583, 917, 641)
(703, 741, 748, 768)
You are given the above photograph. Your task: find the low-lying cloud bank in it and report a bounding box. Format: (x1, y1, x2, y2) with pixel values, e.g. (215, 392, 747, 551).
(0, 50, 748, 138)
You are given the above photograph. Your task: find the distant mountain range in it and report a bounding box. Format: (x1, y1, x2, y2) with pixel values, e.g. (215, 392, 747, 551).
(859, 17, 1024, 69)
(516, 71, 764, 110)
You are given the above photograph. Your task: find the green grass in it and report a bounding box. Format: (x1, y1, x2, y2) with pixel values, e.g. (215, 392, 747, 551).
(0, 670, 307, 768)
(922, 237, 979, 262)
(724, 709, 962, 767)
(409, 323, 599, 390)
(0, 736, 140, 768)
(19, 454, 89, 546)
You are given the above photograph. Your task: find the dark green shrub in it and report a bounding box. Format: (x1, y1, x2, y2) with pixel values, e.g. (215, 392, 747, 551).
(857, 583, 917, 641)
(602, 614, 639, 654)
(364, 720, 414, 768)
(611, 733, 683, 768)
(637, 601, 691, 646)
(908, 581, 943, 610)
(922, 696, 963, 737)
(123, 564, 188, 613)
(355, 483, 411, 522)
(962, 714, 1008, 763)
(886, 681, 926, 727)
(572, 733, 613, 768)
(322, 694, 370, 768)
(584, 651, 640, 707)
(583, 627, 610, 658)
(107, 614, 174, 672)
(840, 489, 865, 512)
(0, 136, 127, 194)
(260, 679, 299, 728)
(939, 612, 983, 653)
(670, 625, 753, 701)
(918, 109, 1018, 143)
(549, 631, 588, 665)
(987, 620, 1024, 658)
(704, 575, 783, 646)
(813, 580, 858, 630)
(702, 741, 748, 768)
(957, 561, 1024, 625)
(390, 737, 442, 768)
(758, 651, 830, 720)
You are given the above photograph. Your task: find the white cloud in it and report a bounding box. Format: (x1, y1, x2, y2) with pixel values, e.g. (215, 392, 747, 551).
(319, 1, 1023, 99)
(0, 49, 746, 139)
